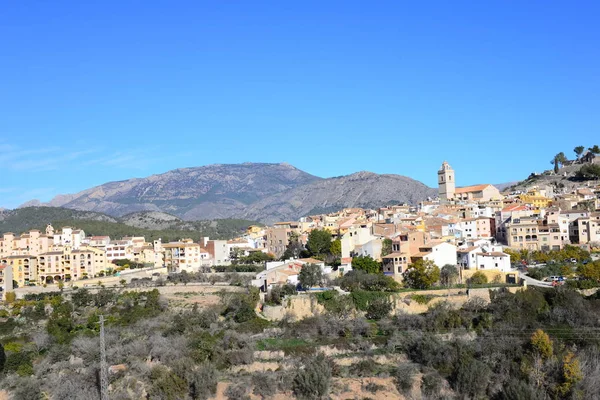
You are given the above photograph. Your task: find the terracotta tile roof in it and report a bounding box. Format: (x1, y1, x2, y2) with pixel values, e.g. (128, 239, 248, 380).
(382, 252, 409, 259)
(455, 184, 493, 194)
(458, 246, 478, 253)
(412, 251, 431, 258)
(298, 258, 323, 264)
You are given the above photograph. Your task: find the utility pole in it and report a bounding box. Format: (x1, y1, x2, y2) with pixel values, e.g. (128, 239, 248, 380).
(99, 315, 109, 400)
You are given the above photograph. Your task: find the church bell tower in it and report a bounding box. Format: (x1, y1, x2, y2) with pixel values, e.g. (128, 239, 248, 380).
(438, 161, 455, 203)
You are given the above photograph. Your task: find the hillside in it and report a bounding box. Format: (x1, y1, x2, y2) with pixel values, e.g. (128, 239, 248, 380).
(240, 171, 437, 223)
(0, 207, 258, 241)
(24, 163, 437, 223)
(504, 161, 599, 194)
(0, 207, 117, 234)
(42, 163, 320, 219)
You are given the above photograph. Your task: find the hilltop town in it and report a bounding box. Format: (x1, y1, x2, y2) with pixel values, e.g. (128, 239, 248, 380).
(2, 149, 599, 295)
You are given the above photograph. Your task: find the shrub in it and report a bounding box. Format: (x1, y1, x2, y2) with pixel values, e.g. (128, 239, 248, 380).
(350, 359, 379, 377)
(188, 363, 217, 400)
(252, 372, 278, 398)
(450, 358, 490, 398)
(225, 381, 251, 400)
(148, 365, 188, 400)
(566, 279, 600, 289)
(293, 353, 332, 399)
(265, 284, 297, 305)
(421, 371, 444, 398)
(337, 270, 400, 292)
(365, 297, 392, 320)
(350, 290, 389, 311)
(468, 271, 488, 285)
(4, 291, 16, 303)
(394, 363, 417, 394)
(364, 382, 385, 393)
(316, 291, 354, 318)
(411, 294, 435, 305)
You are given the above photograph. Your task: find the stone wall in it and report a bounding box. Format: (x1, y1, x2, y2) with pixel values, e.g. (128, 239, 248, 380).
(262, 294, 325, 321)
(262, 286, 523, 321)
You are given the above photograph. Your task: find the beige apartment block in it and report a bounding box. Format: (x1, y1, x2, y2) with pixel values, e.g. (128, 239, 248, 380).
(382, 231, 430, 280)
(506, 216, 544, 251)
(163, 240, 202, 272)
(0, 255, 37, 287)
(70, 246, 109, 280)
(265, 227, 292, 259)
(575, 213, 600, 245)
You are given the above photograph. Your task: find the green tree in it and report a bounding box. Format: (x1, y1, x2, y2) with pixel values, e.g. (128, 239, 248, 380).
(329, 239, 341, 257)
(589, 145, 600, 154)
(503, 248, 521, 264)
(298, 263, 324, 289)
(381, 238, 393, 257)
(578, 260, 600, 281)
(365, 297, 392, 320)
(468, 271, 488, 285)
(574, 145, 585, 159)
(306, 229, 332, 258)
(576, 164, 600, 180)
(242, 251, 274, 264)
(403, 259, 440, 289)
(282, 231, 305, 260)
(440, 264, 459, 286)
(551, 152, 567, 173)
(47, 300, 76, 344)
(351, 255, 381, 274)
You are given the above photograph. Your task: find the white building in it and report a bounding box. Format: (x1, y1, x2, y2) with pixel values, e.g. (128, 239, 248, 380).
(457, 243, 511, 272)
(206, 239, 230, 266)
(53, 227, 86, 249)
(421, 242, 457, 267)
(0, 263, 14, 297)
(341, 225, 376, 259)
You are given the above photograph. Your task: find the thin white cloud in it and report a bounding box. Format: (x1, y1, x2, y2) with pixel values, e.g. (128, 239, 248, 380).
(83, 147, 161, 170)
(1, 144, 101, 172)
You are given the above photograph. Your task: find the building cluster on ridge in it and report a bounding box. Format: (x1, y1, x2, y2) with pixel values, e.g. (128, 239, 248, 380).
(1, 161, 599, 294)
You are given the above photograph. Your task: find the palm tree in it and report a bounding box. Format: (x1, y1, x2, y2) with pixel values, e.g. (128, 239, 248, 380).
(574, 146, 585, 159)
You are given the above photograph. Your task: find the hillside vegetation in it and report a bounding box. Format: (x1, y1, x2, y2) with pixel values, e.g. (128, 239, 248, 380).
(0, 208, 258, 241)
(2, 278, 600, 398)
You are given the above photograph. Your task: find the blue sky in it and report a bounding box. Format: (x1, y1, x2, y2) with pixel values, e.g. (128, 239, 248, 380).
(1, 1, 599, 208)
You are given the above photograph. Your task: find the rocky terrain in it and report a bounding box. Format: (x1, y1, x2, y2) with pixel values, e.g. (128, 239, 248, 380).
(240, 171, 436, 223)
(22, 163, 437, 223)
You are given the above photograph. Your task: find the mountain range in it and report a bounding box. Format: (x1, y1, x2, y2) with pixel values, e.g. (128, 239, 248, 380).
(19, 163, 437, 224)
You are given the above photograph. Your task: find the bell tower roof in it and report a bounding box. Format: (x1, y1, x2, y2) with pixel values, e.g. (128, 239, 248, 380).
(439, 161, 453, 172)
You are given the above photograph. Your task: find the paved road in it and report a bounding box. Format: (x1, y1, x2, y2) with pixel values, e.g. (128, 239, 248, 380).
(517, 270, 553, 288)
